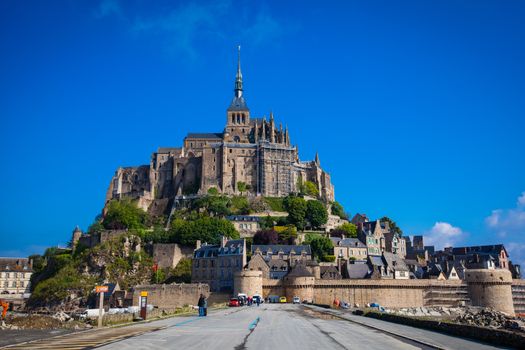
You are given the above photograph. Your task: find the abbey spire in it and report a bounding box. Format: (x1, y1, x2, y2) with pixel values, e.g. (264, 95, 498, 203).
(228, 45, 249, 112)
(235, 45, 243, 98)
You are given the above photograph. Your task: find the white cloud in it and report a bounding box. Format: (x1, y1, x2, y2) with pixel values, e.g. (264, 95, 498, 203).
(424, 222, 465, 249)
(485, 191, 525, 267)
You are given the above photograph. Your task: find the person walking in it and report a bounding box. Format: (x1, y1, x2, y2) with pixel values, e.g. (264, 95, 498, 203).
(203, 296, 208, 317)
(197, 294, 205, 317)
(256, 297, 260, 307)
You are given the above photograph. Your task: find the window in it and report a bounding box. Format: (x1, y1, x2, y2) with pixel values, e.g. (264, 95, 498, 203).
(20, 281, 24, 288)
(229, 149, 232, 153)
(12, 281, 16, 287)
(3, 282, 7, 288)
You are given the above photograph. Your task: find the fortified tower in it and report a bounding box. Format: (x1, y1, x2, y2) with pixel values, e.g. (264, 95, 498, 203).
(465, 269, 515, 315)
(234, 270, 263, 297)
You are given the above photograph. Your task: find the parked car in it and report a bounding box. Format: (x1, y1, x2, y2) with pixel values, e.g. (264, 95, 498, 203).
(252, 295, 264, 304)
(268, 295, 280, 303)
(229, 298, 240, 307)
(279, 296, 287, 303)
(292, 296, 300, 304)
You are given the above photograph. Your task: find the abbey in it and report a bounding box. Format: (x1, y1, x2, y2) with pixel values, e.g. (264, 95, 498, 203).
(106, 49, 334, 212)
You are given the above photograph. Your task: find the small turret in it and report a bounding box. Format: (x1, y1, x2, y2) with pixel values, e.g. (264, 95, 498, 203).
(261, 117, 266, 141)
(315, 152, 320, 166)
(270, 112, 275, 143)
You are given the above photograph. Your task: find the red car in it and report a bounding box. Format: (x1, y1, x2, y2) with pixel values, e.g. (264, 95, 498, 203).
(229, 298, 240, 307)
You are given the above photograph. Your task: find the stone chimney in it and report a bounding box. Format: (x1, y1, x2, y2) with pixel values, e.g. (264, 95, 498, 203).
(220, 236, 228, 248)
(196, 240, 201, 250)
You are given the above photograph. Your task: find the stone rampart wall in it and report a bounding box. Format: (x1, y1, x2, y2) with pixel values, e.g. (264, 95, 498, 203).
(131, 283, 209, 309)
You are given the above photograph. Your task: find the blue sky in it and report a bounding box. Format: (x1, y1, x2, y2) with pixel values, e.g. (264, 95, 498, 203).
(1, 1, 524, 265)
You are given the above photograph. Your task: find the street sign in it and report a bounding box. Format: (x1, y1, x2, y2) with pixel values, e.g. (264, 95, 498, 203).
(96, 286, 109, 293)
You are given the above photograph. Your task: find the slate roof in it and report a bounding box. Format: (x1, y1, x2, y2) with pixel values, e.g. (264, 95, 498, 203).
(383, 252, 409, 272)
(251, 245, 312, 256)
(268, 260, 288, 270)
(368, 255, 384, 267)
(287, 264, 313, 277)
(227, 96, 249, 111)
(185, 133, 224, 140)
(219, 239, 245, 255)
(345, 263, 371, 279)
(330, 237, 366, 248)
(194, 240, 244, 258)
(226, 215, 261, 222)
(451, 244, 506, 256)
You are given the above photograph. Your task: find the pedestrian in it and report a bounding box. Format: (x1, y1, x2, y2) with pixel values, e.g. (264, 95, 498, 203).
(203, 296, 208, 317)
(198, 294, 205, 317)
(256, 297, 260, 307)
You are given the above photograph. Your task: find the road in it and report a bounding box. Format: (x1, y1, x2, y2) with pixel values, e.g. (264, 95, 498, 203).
(3, 304, 509, 350)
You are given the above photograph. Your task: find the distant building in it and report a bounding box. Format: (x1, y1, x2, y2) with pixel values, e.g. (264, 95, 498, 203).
(251, 245, 312, 264)
(359, 220, 387, 256)
(246, 245, 314, 280)
(226, 215, 261, 238)
(382, 252, 409, 279)
(384, 231, 407, 258)
(0, 258, 32, 297)
(330, 237, 367, 262)
(320, 265, 342, 280)
(450, 245, 510, 270)
(191, 237, 246, 292)
(351, 213, 369, 226)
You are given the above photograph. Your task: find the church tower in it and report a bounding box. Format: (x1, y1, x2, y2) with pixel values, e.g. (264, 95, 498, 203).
(225, 46, 250, 143)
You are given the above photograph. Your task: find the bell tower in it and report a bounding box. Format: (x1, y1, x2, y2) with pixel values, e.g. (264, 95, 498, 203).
(225, 46, 250, 143)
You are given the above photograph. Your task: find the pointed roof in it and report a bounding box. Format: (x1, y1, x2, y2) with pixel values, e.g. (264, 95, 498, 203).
(228, 45, 249, 111)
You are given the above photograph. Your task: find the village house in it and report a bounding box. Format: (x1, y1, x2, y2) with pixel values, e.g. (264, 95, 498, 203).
(358, 220, 387, 256)
(226, 215, 261, 238)
(0, 257, 32, 297)
(191, 237, 246, 292)
(330, 237, 368, 262)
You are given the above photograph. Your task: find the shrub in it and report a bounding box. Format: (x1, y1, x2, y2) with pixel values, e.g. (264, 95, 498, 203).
(264, 197, 285, 212)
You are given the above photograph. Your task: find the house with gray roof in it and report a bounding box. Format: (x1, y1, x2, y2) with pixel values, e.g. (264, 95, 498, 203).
(192, 237, 246, 292)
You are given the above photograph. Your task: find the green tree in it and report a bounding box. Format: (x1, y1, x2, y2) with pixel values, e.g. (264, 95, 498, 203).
(380, 216, 403, 236)
(284, 196, 307, 231)
(275, 225, 298, 244)
(303, 181, 319, 197)
(331, 201, 348, 220)
(306, 200, 328, 229)
(169, 217, 239, 246)
(167, 258, 192, 283)
(333, 222, 357, 238)
(306, 235, 333, 262)
(103, 199, 147, 230)
(237, 181, 247, 195)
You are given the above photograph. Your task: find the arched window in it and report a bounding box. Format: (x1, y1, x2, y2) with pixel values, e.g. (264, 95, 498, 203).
(231, 114, 235, 124)
(242, 114, 245, 123)
(237, 114, 240, 124)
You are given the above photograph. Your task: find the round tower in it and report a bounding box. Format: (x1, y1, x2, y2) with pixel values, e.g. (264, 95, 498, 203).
(284, 264, 315, 303)
(71, 226, 83, 249)
(465, 269, 514, 315)
(234, 270, 263, 296)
